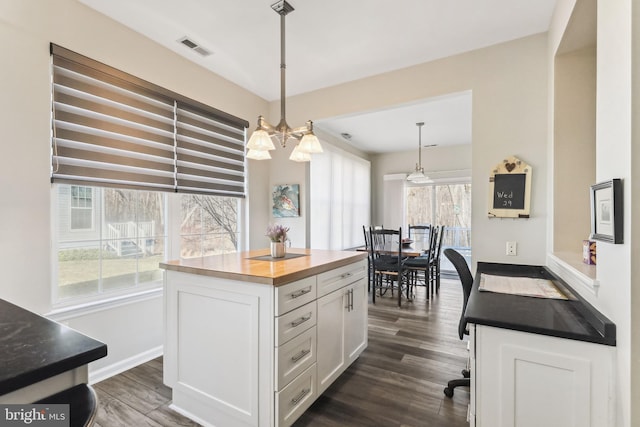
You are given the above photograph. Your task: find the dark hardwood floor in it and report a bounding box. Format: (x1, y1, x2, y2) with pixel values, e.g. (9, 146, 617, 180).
(93, 277, 470, 427)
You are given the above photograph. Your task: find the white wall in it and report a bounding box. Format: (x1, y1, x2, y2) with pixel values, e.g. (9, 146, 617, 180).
(594, 1, 633, 425)
(548, 0, 637, 425)
(0, 0, 266, 378)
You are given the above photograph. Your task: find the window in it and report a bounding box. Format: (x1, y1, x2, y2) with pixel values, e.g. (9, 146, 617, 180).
(50, 45, 247, 305)
(54, 186, 243, 303)
(310, 144, 371, 250)
(406, 181, 472, 270)
(70, 185, 94, 230)
(180, 194, 240, 258)
(55, 184, 166, 301)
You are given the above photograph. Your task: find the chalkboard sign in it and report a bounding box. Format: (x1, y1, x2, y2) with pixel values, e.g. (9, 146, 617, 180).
(493, 174, 526, 209)
(488, 156, 531, 218)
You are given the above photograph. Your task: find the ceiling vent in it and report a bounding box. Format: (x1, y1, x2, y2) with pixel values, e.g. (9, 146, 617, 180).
(178, 37, 212, 57)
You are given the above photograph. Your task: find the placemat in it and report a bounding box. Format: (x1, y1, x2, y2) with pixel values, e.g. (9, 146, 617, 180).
(479, 273, 568, 300)
(248, 253, 308, 262)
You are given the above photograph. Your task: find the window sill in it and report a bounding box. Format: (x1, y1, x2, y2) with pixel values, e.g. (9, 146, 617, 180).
(547, 251, 598, 296)
(46, 286, 163, 322)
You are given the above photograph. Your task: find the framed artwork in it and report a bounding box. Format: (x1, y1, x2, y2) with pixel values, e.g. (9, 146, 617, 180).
(272, 184, 300, 217)
(590, 179, 623, 244)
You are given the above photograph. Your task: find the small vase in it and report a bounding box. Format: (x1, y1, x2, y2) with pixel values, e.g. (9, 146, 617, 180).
(270, 241, 286, 258)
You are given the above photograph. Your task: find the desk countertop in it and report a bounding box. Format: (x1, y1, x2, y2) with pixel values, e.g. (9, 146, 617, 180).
(160, 248, 367, 286)
(464, 262, 616, 346)
(0, 299, 107, 396)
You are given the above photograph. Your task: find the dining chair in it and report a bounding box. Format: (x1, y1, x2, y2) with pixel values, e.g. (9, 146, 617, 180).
(369, 227, 409, 307)
(404, 224, 432, 300)
(362, 225, 373, 292)
(429, 225, 446, 295)
(408, 224, 431, 248)
(442, 248, 473, 397)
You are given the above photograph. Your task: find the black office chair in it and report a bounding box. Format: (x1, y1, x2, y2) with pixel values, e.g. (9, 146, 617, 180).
(442, 248, 473, 397)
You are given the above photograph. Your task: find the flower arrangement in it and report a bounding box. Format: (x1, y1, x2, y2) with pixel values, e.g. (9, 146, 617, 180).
(266, 224, 289, 243)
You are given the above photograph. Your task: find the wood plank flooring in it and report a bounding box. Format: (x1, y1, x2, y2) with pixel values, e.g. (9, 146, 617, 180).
(93, 278, 470, 427)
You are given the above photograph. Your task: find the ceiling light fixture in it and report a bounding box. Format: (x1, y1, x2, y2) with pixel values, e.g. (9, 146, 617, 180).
(407, 122, 432, 183)
(246, 0, 323, 162)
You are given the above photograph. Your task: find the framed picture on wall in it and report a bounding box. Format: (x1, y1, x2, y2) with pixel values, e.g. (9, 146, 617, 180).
(590, 179, 623, 244)
(272, 184, 300, 217)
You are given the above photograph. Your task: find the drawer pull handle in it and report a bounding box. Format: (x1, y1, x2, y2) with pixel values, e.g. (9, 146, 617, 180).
(291, 388, 311, 405)
(341, 272, 352, 279)
(291, 348, 311, 363)
(290, 288, 312, 299)
(290, 315, 311, 327)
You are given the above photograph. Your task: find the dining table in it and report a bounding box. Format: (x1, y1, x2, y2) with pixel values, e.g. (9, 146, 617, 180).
(356, 240, 430, 258)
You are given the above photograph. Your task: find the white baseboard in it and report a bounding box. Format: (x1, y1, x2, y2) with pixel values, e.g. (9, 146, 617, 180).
(88, 345, 163, 384)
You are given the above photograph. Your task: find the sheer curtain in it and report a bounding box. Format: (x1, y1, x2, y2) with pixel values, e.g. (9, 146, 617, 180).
(310, 144, 370, 250)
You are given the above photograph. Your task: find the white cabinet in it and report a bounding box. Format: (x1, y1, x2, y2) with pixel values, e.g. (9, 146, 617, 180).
(472, 324, 614, 427)
(164, 258, 367, 427)
(317, 265, 367, 395)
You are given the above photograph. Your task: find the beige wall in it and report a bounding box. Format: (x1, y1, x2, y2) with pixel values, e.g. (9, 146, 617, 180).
(0, 0, 266, 376)
(277, 34, 549, 265)
(553, 47, 596, 252)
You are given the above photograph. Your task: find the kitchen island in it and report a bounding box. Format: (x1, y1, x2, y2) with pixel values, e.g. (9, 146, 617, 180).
(160, 248, 368, 427)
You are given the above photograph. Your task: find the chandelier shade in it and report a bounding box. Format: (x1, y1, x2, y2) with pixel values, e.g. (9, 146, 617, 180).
(246, 0, 322, 162)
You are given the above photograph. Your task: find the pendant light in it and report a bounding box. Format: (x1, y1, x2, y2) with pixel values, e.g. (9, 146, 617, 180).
(407, 122, 431, 183)
(246, 0, 323, 162)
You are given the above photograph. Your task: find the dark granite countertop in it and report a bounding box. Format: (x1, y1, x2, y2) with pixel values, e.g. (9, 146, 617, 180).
(464, 262, 616, 346)
(0, 299, 107, 396)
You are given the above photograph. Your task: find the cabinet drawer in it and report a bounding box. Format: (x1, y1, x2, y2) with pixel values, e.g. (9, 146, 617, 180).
(276, 301, 317, 346)
(317, 260, 366, 297)
(275, 276, 316, 316)
(276, 363, 316, 427)
(275, 326, 316, 390)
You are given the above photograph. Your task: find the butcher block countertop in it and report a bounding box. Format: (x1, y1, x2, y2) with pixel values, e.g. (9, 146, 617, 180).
(160, 248, 367, 286)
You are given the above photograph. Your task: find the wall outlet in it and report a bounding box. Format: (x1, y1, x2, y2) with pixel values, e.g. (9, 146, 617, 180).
(506, 241, 517, 256)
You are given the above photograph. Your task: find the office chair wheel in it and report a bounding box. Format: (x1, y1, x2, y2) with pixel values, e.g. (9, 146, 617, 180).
(443, 387, 454, 398)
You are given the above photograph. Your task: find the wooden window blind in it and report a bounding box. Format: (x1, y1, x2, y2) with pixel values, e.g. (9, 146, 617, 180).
(51, 44, 248, 197)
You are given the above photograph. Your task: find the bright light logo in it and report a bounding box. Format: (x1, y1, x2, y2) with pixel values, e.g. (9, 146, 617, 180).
(0, 405, 69, 426)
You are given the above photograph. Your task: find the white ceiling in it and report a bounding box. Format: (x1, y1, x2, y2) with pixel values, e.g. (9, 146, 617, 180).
(79, 0, 558, 153)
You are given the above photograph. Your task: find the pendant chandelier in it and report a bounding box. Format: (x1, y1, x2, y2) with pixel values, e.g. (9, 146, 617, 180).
(246, 0, 323, 162)
(407, 122, 432, 183)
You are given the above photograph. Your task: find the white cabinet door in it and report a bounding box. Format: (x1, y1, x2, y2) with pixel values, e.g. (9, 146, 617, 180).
(316, 287, 347, 395)
(475, 325, 614, 427)
(344, 279, 367, 364)
(316, 277, 368, 396)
